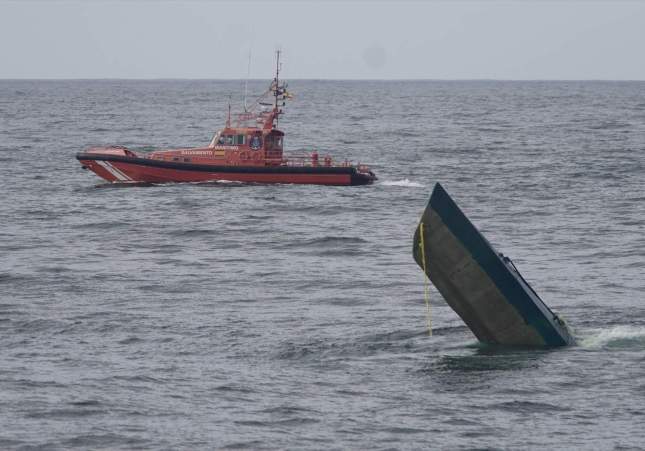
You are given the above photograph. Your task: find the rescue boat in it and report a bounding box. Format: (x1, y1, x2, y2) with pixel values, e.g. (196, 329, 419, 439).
(76, 52, 376, 186)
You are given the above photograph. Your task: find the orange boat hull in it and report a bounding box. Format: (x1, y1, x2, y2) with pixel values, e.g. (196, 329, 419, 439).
(77, 153, 375, 186)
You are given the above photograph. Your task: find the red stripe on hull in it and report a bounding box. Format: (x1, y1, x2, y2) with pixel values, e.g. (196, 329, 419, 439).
(80, 159, 354, 186)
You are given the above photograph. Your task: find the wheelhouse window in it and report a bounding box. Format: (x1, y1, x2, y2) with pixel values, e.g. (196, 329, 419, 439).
(217, 134, 245, 146)
(266, 135, 283, 150)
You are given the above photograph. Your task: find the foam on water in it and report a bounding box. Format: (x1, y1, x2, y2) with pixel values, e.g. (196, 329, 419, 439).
(2, 79, 645, 450)
(380, 178, 425, 188)
(579, 325, 645, 349)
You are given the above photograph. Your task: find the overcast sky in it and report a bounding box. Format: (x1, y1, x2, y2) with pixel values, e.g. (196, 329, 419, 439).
(1, 0, 644, 79)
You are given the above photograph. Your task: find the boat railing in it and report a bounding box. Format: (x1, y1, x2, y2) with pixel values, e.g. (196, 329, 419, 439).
(139, 149, 370, 171)
(281, 154, 356, 168)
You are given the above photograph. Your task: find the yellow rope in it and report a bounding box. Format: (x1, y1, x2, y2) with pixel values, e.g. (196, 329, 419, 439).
(419, 222, 432, 336)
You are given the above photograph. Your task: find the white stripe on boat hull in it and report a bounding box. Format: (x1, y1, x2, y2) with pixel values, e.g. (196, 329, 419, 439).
(96, 161, 131, 181)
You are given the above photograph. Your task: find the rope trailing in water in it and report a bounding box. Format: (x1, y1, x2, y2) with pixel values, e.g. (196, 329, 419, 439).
(418, 222, 432, 336)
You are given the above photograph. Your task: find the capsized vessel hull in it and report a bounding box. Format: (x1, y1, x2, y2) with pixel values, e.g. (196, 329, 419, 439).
(413, 183, 575, 347)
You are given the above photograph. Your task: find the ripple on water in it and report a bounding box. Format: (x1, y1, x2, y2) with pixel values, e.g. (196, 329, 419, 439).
(2, 79, 645, 449)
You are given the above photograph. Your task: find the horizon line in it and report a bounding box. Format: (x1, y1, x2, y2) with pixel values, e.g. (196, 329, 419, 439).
(2, 77, 645, 82)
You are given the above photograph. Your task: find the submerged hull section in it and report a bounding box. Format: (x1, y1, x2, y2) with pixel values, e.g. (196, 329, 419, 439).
(77, 153, 375, 186)
(413, 183, 574, 347)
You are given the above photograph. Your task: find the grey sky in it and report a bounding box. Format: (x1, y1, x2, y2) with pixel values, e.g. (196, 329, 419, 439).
(1, 0, 644, 79)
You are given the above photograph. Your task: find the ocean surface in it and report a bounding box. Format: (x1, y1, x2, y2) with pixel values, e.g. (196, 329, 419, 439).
(1, 79, 644, 450)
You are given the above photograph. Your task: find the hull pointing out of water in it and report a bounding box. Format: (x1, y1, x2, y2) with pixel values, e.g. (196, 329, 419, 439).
(413, 183, 575, 347)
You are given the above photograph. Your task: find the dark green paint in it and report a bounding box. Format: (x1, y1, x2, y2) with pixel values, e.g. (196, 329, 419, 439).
(427, 182, 571, 347)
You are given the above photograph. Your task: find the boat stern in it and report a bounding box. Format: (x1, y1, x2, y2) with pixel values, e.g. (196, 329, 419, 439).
(351, 165, 377, 185)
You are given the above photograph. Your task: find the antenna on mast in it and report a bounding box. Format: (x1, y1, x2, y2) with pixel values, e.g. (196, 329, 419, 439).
(273, 49, 282, 128)
(243, 48, 252, 113)
(274, 49, 281, 111)
(226, 95, 232, 128)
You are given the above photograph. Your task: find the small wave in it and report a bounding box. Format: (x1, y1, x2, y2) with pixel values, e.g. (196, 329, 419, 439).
(289, 235, 373, 257)
(298, 236, 368, 246)
(92, 182, 155, 189)
(188, 180, 247, 187)
(168, 228, 217, 238)
(579, 326, 645, 349)
(381, 179, 425, 188)
(276, 328, 424, 361)
(261, 405, 319, 415)
(76, 221, 129, 230)
(214, 383, 255, 394)
(118, 336, 143, 345)
(489, 400, 569, 413)
(0, 273, 37, 283)
(588, 121, 630, 130)
(221, 440, 265, 449)
(69, 400, 102, 407)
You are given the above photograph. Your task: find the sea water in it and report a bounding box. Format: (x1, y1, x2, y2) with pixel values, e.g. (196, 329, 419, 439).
(1, 80, 644, 449)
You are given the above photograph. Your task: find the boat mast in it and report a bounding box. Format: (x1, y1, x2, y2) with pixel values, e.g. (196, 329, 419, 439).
(274, 49, 280, 128)
(243, 49, 251, 113)
(226, 95, 231, 128)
